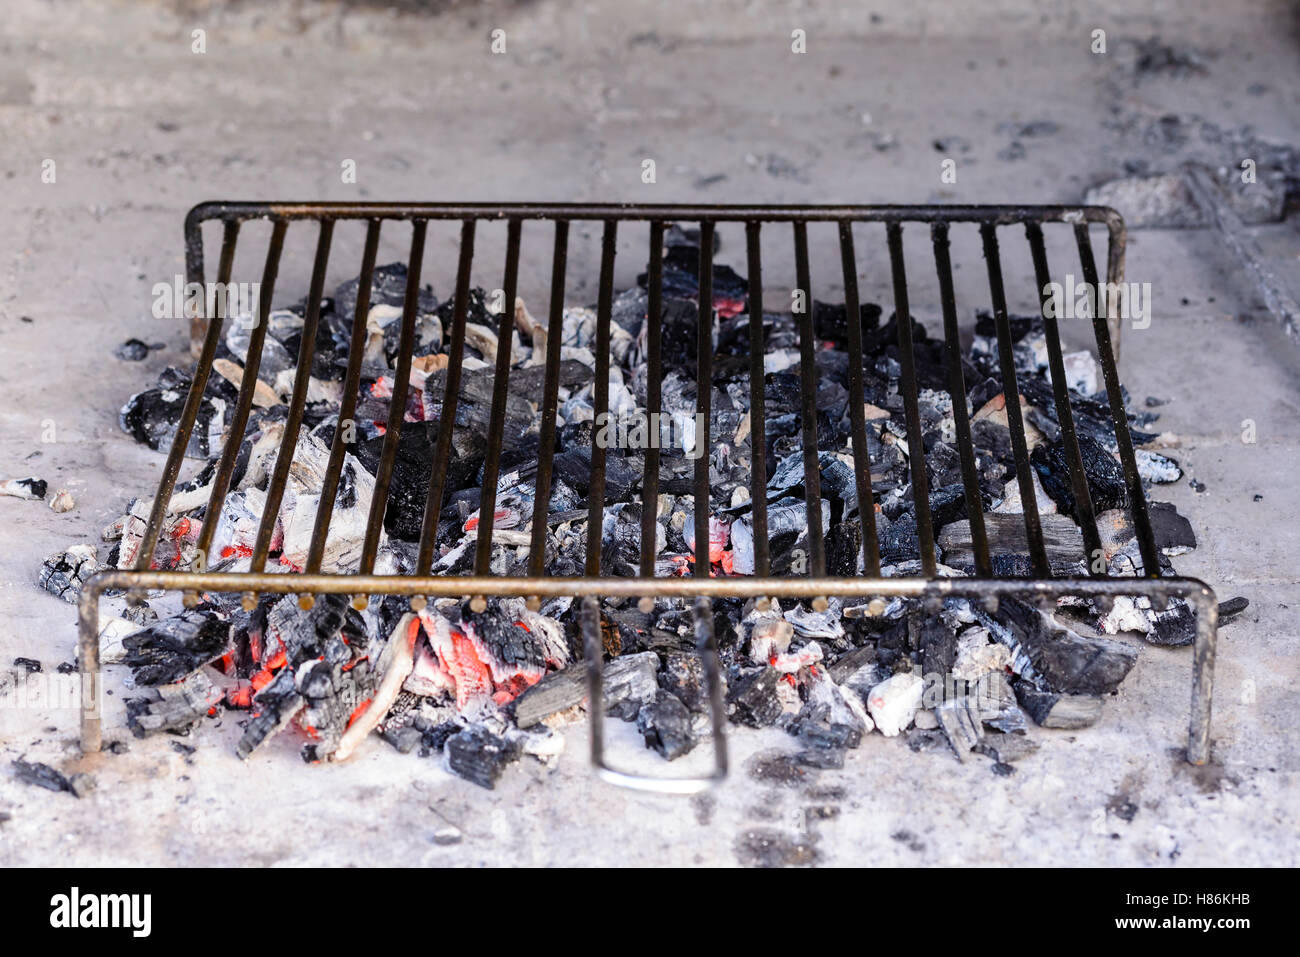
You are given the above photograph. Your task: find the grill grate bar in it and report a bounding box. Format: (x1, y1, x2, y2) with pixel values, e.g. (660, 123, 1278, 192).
(745, 223, 771, 577)
(887, 223, 938, 576)
(693, 222, 715, 579)
(250, 220, 335, 579)
(416, 220, 476, 575)
(980, 222, 1051, 577)
(474, 219, 523, 575)
(193, 219, 287, 580)
(932, 223, 992, 576)
(361, 220, 428, 578)
(792, 222, 827, 577)
(584, 221, 618, 577)
(639, 222, 665, 577)
(136, 219, 241, 576)
(306, 219, 381, 575)
(838, 222, 882, 576)
(1026, 223, 1104, 574)
(528, 221, 571, 577)
(1074, 223, 1161, 577)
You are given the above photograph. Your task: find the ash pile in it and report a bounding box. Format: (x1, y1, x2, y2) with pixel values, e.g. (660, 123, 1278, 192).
(48, 226, 1222, 787)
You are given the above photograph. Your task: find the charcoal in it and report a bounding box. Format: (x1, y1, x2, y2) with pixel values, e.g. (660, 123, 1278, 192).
(120, 367, 230, 456)
(122, 610, 231, 686)
(355, 421, 444, 540)
(918, 618, 959, 678)
(637, 244, 748, 315)
(878, 512, 919, 565)
(127, 669, 225, 738)
(1148, 598, 1196, 647)
(938, 513, 1085, 572)
(659, 652, 707, 712)
(115, 338, 152, 360)
(14, 657, 41, 674)
(726, 667, 784, 727)
(812, 299, 881, 349)
(1218, 596, 1249, 623)
(995, 597, 1138, 694)
(38, 544, 101, 604)
(793, 720, 862, 751)
(420, 720, 462, 753)
(794, 748, 845, 769)
(1148, 501, 1197, 553)
(445, 724, 519, 789)
(382, 725, 423, 754)
(12, 758, 71, 793)
(603, 651, 660, 714)
(928, 482, 971, 528)
(825, 521, 863, 575)
(236, 671, 305, 759)
(637, 690, 698, 760)
(1031, 435, 1128, 518)
(975, 734, 1039, 764)
(1014, 682, 1104, 729)
(934, 698, 984, 761)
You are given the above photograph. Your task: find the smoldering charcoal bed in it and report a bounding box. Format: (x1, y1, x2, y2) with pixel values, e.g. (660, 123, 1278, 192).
(64, 202, 1220, 793)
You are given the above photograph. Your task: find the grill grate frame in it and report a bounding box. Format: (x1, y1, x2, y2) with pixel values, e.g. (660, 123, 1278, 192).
(78, 202, 1218, 787)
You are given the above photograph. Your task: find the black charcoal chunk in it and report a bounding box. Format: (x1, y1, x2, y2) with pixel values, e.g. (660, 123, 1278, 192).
(14, 657, 41, 674)
(1148, 501, 1197, 552)
(235, 668, 304, 758)
(38, 545, 101, 604)
(122, 610, 231, 686)
(727, 667, 783, 727)
(12, 758, 70, 793)
(1031, 434, 1128, 518)
(127, 670, 225, 738)
(637, 690, 698, 760)
(997, 597, 1138, 694)
(114, 338, 151, 361)
(794, 748, 845, 769)
(1218, 596, 1249, 623)
(445, 724, 519, 789)
(382, 725, 424, 754)
(659, 652, 707, 713)
(1014, 683, 1104, 729)
(793, 721, 862, 751)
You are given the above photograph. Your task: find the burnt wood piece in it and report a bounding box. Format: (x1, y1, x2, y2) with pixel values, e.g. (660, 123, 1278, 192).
(445, 724, 520, 789)
(637, 690, 698, 760)
(997, 597, 1138, 694)
(1014, 683, 1104, 729)
(1031, 434, 1128, 518)
(122, 610, 231, 687)
(938, 513, 1085, 571)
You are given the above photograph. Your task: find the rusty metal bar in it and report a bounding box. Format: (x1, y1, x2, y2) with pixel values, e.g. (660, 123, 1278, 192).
(529, 220, 570, 577)
(305, 219, 382, 576)
(932, 222, 991, 577)
(1026, 222, 1103, 574)
(745, 222, 770, 577)
(980, 222, 1050, 577)
(193, 219, 287, 582)
(585, 221, 618, 577)
(1074, 223, 1160, 577)
(416, 220, 476, 576)
(693, 221, 715, 579)
(360, 219, 428, 578)
(838, 222, 881, 576)
(474, 218, 523, 575)
(639, 222, 665, 578)
(249, 219, 335, 585)
(792, 222, 825, 577)
(886, 223, 937, 575)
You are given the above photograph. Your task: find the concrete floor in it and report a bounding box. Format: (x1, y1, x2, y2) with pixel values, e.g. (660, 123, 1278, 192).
(1, 0, 1298, 866)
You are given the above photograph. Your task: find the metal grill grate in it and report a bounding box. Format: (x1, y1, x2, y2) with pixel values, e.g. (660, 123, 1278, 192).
(78, 203, 1219, 789)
